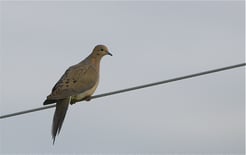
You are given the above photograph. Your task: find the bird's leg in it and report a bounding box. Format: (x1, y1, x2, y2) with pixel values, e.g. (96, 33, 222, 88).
(84, 96, 91, 101)
(70, 96, 91, 105)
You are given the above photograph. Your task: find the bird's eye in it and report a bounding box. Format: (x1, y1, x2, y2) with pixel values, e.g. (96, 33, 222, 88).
(100, 48, 104, 51)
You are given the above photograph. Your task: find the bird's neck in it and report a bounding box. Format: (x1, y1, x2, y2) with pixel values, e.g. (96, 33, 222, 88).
(87, 54, 102, 69)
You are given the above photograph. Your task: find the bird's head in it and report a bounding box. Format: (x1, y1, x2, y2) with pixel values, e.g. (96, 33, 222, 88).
(92, 45, 112, 57)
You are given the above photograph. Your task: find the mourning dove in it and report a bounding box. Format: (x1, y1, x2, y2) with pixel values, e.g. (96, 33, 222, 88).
(43, 45, 112, 144)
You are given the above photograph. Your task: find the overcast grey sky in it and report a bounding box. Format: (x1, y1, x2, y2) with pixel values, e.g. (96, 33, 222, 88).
(0, 1, 245, 154)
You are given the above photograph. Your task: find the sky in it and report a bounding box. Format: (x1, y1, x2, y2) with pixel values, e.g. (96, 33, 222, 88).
(0, 1, 245, 154)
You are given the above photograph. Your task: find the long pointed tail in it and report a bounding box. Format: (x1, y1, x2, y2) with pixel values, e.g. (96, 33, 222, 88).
(52, 97, 71, 144)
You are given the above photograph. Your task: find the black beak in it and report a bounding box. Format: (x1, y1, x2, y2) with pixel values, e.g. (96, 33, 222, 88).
(107, 52, 113, 56)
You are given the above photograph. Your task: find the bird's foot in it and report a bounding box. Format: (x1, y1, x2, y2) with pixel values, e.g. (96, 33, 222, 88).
(84, 96, 91, 101)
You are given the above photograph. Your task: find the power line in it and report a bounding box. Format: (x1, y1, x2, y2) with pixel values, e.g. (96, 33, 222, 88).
(0, 63, 245, 119)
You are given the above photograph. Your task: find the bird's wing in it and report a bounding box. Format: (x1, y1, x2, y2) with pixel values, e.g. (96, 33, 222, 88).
(47, 64, 98, 100)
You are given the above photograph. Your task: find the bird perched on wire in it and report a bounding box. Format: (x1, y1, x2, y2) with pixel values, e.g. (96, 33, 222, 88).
(43, 45, 112, 144)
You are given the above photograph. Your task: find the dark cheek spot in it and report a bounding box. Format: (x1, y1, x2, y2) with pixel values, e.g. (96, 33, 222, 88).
(73, 80, 77, 83)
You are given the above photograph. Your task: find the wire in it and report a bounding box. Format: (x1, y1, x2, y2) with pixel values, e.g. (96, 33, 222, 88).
(0, 63, 245, 119)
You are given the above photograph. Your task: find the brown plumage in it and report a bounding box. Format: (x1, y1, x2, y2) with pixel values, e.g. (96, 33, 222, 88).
(43, 45, 112, 144)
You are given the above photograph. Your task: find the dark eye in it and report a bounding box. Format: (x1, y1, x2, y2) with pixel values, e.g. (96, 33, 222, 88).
(100, 48, 104, 51)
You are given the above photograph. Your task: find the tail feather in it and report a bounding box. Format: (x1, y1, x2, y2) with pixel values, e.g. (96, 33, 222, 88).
(52, 97, 71, 144)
